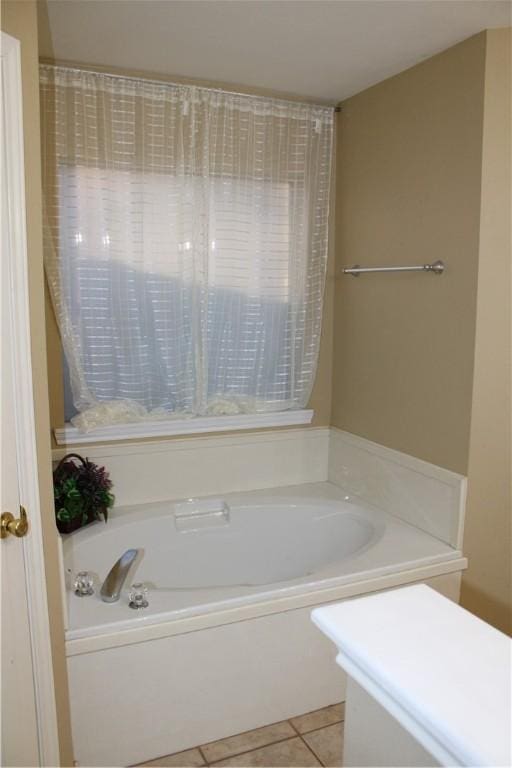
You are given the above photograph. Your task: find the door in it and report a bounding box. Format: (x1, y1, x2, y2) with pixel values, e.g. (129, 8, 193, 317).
(1, 32, 60, 767)
(1, 236, 39, 764)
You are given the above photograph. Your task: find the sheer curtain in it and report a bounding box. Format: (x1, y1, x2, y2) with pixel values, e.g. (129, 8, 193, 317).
(40, 65, 333, 431)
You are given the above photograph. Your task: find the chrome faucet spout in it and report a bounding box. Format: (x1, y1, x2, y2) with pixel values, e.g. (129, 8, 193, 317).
(100, 548, 140, 603)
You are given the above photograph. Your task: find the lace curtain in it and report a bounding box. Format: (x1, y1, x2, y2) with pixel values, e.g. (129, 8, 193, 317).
(40, 65, 333, 430)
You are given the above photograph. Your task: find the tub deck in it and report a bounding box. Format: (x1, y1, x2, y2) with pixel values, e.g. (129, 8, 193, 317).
(63, 481, 464, 647)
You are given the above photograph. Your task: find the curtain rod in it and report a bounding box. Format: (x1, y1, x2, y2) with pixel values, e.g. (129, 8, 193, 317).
(40, 62, 337, 113)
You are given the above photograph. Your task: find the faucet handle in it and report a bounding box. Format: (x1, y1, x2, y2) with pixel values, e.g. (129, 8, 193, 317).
(74, 571, 94, 596)
(129, 582, 148, 609)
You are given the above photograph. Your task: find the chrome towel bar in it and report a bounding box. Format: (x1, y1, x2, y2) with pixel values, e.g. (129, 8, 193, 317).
(342, 259, 444, 277)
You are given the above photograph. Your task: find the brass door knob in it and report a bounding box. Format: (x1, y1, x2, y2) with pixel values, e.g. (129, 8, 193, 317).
(1, 506, 29, 539)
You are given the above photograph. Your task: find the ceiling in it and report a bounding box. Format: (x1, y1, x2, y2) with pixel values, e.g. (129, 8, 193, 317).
(39, 0, 511, 103)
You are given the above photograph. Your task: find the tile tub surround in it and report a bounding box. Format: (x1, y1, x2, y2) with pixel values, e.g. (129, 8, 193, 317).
(52, 428, 466, 548)
(135, 704, 345, 767)
(52, 427, 330, 507)
(328, 429, 466, 548)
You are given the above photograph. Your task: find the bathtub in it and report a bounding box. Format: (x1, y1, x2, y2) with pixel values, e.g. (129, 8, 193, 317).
(63, 482, 466, 766)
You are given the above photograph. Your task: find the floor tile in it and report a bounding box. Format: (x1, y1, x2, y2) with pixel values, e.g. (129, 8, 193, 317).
(136, 747, 205, 766)
(209, 736, 321, 767)
(290, 704, 345, 734)
(201, 721, 295, 763)
(302, 724, 344, 767)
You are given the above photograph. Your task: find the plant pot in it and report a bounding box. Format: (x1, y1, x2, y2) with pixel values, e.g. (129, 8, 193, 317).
(56, 506, 107, 535)
(56, 515, 86, 535)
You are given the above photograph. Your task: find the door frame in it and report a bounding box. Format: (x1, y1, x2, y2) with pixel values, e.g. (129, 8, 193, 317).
(1, 31, 60, 766)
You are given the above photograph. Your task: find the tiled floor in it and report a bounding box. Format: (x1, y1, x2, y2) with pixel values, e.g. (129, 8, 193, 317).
(136, 703, 345, 767)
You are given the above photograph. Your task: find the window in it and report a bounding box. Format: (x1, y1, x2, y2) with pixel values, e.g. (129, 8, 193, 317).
(40, 66, 333, 434)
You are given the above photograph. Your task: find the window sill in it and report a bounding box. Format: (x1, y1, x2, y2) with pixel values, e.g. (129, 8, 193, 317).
(53, 409, 314, 446)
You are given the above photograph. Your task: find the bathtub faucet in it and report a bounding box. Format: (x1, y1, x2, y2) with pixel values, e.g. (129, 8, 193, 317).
(100, 548, 140, 603)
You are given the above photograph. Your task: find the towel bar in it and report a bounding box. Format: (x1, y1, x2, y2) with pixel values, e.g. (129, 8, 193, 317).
(342, 260, 444, 276)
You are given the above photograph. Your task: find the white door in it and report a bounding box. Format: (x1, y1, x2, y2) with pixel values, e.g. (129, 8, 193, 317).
(1, 232, 39, 765)
(1, 32, 60, 767)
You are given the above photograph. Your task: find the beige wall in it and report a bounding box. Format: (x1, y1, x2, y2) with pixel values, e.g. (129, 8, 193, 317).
(331, 33, 486, 475)
(0, 1, 73, 762)
(460, 29, 512, 635)
(331, 30, 511, 633)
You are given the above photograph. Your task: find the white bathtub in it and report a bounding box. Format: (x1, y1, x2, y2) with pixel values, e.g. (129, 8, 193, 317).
(63, 482, 466, 766)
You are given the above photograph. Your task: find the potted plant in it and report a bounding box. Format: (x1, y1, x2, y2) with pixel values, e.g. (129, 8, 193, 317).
(53, 453, 114, 534)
